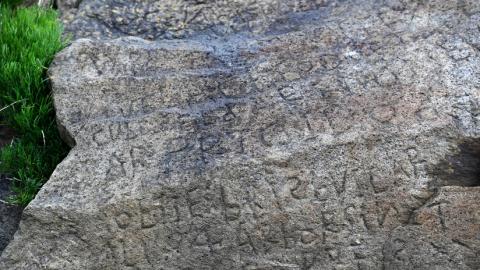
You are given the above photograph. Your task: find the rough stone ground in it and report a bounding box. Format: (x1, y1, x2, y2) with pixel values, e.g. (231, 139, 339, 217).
(1, 0, 480, 269)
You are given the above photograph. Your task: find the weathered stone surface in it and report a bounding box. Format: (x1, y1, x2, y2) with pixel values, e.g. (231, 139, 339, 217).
(57, 0, 331, 40)
(1, 0, 480, 269)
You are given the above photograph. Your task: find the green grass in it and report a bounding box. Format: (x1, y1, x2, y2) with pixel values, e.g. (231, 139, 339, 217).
(0, 4, 69, 206)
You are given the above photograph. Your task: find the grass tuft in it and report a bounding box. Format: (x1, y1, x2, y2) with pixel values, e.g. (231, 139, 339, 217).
(0, 4, 69, 206)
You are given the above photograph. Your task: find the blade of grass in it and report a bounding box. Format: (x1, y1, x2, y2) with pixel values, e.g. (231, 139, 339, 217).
(0, 4, 70, 206)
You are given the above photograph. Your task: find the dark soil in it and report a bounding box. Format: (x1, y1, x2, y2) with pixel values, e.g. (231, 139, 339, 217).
(0, 175, 22, 254)
(0, 124, 15, 148)
(0, 125, 22, 254)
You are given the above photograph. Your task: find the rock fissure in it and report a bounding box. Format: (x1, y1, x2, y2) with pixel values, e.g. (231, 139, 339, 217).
(432, 138, 480, 188)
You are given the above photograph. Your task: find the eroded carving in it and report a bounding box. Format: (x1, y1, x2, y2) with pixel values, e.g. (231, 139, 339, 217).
(2, 0, 480, 269)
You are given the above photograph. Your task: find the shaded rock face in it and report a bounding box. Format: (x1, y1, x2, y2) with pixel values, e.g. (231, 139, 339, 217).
(2, 0, 480, 269)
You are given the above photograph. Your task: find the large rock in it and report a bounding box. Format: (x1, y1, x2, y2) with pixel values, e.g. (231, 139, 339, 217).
(1, 0, 480, 269)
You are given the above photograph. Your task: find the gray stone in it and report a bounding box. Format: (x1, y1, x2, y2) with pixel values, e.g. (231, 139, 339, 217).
(57, 0, 331, 40)
(1, 0, 480, 269)
(54, 0, 81, 11)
